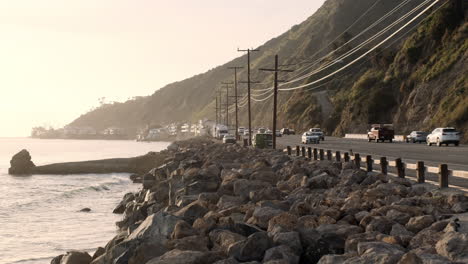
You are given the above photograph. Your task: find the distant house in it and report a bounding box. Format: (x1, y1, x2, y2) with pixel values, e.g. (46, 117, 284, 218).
(64, 126, 97, 135)
(103, 127, 126, 136)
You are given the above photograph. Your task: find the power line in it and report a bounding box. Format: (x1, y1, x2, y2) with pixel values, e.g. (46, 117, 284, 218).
(278, 0, 440, 92)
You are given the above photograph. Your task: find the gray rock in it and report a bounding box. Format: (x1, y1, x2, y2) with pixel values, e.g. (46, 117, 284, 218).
(125, 211, 181, 244)
(174, 201, 209, 224)
(249, 206, 285, 229)
(339, 169, 367, 186)
(406, 215, 435, 233)
(317, 254, 350, 264)
(166, 235, 209, 252)
(435, 231, 468, 262)
(272, 232, 302, 255)
(217, 195, 245, 210)
(209, 229, 246, 253)
(146, 249, 223, 264)
(262, 245, 299, 264)
(60, 251, 92, 264)
(8, 149, 36, 175)
(356, 242, 405, 264)
(228, 232, 271, 262)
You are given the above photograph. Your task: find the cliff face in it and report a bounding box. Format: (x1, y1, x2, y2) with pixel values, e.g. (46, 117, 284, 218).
(69, 0, 467, 141)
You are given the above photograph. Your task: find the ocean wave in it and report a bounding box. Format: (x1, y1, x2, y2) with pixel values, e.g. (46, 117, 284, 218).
(10, 177, 130, 209)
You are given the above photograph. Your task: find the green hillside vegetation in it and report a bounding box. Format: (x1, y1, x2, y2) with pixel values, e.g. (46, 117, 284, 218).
(69, 0, 467, 141)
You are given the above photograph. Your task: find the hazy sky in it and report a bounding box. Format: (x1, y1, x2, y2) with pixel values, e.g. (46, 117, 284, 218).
(0, 0, 325, 137)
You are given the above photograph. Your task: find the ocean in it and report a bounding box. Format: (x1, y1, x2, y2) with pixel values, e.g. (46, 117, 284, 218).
(0, 138, 170, 264)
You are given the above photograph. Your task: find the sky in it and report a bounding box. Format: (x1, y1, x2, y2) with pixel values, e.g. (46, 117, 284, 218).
(0, 0, 325, 137)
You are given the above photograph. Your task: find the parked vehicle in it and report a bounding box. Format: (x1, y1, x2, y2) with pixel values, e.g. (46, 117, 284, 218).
(367, 124, 394, 143)
(309, 128, 325, 140)
(243, 130, 250, 137)
(427, 127, 460, 147)
(238, 127, 245, 134)
(302, 132, 320, 144)
(289, 129, 296, 135)
(265, 129, 273, 135)
(252, 133, 273, 149)
(275, 130, 282, 137)
(257, 127, 267, 134)
(280, 128, 289, 135)
(223, 134, 236, 144)
(406, 131, 429, 143)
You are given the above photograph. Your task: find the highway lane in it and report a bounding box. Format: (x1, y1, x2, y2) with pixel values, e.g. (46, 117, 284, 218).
(277, 136, 468, 171)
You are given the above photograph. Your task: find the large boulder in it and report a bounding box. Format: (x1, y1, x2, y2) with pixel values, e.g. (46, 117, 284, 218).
(60, 251, 92, 264)
(146, 249, 224, 264)
(125, 211, 181, 244)
(228, 232, 271, 262)
(405, 215, 435, 233)
(355, 242, 405, 264)
(262, 245, 299, 264)
(174, 201, 209, 224)
(209, 229, 246, 253)
(435, 231, 468, 262)
(8, 149, 36, 175)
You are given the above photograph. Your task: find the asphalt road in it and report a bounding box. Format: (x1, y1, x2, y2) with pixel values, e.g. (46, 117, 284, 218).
(276, 135, 468, 191)
(277, 136, 468, 171)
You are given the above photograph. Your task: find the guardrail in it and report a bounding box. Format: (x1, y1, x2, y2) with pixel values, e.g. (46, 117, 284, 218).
(345, 134, 405, 142)
(285, 145, 468, 192)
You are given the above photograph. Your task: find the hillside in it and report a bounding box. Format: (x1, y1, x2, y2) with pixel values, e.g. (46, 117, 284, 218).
(69, 0, 467, 141)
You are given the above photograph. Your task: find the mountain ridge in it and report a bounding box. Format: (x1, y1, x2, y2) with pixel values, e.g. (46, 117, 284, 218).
(69, 0, 467, 141)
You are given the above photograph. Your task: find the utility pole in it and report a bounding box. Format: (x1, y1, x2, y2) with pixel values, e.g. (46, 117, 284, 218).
(215, 94, 218, 125)
(238, 48, 260, 145)
(228, 66, 244, 139)
(260, 55, 293, 149)
(221, 82, 234, 129)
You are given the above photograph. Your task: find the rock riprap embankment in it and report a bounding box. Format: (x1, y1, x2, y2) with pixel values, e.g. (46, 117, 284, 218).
(52, 137, 468, 264)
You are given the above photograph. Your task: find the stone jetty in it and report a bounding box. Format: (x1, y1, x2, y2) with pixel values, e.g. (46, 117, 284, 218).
(8, 150, 169, 175)
(52, 137, 468, 264)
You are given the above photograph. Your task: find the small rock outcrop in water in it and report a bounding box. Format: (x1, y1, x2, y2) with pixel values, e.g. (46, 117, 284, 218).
(53, 137, 468, 264)
(8, 149, 36, 175)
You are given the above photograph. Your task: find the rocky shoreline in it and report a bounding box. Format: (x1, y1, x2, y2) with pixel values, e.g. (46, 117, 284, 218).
(52, 137, 468, 264)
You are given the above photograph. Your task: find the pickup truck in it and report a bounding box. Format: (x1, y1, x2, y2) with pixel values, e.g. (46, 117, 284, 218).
(367, 124, 394, 143)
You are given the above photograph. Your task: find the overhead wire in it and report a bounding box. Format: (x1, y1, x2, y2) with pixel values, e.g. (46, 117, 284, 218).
(279, 0, 431, 87)
(278, 0, 440, 92)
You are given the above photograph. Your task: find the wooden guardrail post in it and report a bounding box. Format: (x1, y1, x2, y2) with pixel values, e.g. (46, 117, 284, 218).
(243, 138, 248, 147)
(319, 149, 325, 160)
(439, 164, 449, 188)
(301, 146, 306, 157)
(335, 151, 341, 162)
(287, 146, 291, 156)
(416, 161, 425, 183)
(354, 154, 361, 168)
(327, 150, 332, 161)
(344, 152, 350, 162)
(313, 148, 318, 160)
(296, 146, 300, 156)
(307, 147, 312, 159)
(380, 157, 388, 175)
(366, 155, 373, 172)
(396, 158, 405, 178)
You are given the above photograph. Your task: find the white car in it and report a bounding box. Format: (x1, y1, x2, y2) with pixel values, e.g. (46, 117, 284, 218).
(238, 127, 245, 134)
(427, 127, 460, 147)
(223, 134, 236, 144)
(309, 128, 325, 140)
(302, 132, 320, 144)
